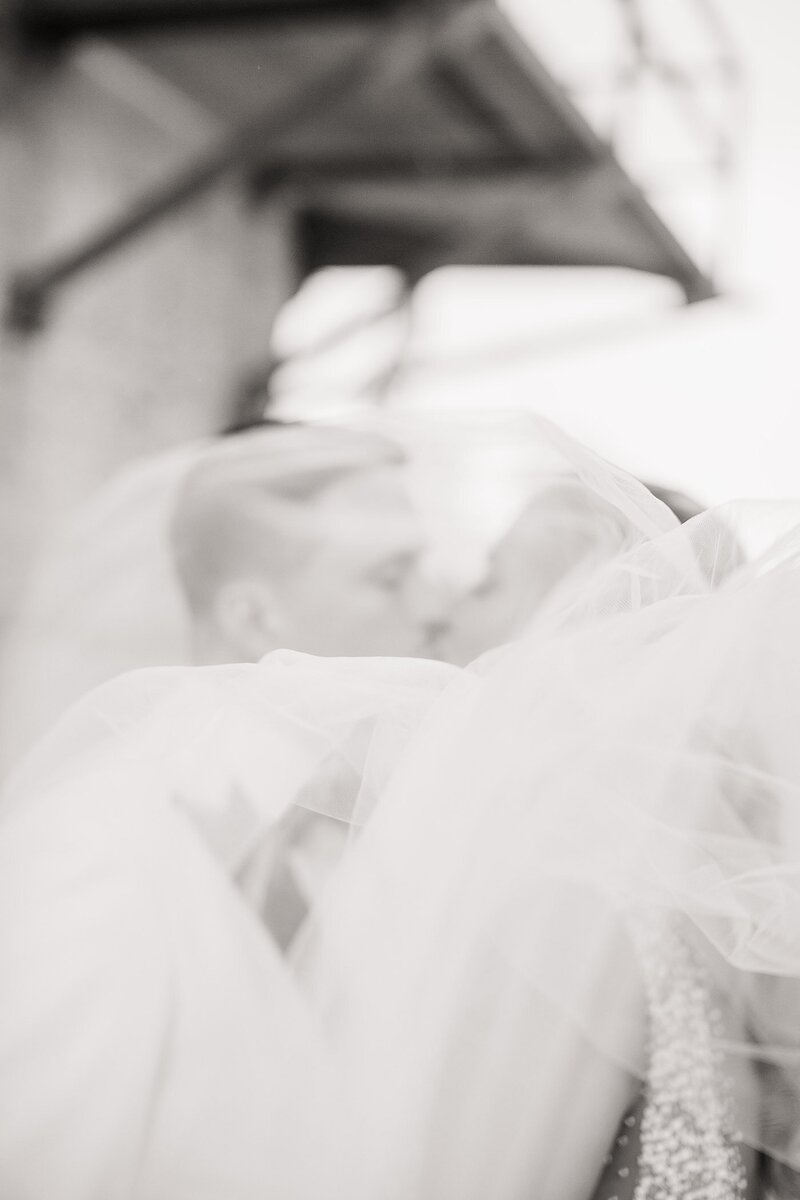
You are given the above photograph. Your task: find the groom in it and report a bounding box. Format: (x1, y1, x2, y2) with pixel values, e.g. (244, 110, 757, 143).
(169, 422, 449, 948)
(170, 422, 442, 664)
(0, 423, 447, 1200)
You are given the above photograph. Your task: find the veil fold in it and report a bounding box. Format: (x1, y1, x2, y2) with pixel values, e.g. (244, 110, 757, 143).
(0, 410, 680, 774)
(4, 417, 800, 1196)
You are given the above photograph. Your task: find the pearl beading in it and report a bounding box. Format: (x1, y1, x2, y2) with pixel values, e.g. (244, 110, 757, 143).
(629, 913, 748, 1200)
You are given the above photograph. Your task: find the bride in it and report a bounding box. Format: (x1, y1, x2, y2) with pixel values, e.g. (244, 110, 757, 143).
(0, 416, 798, 1200)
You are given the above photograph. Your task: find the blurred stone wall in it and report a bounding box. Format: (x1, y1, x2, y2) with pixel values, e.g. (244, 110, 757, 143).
(0, 43, 296, 626)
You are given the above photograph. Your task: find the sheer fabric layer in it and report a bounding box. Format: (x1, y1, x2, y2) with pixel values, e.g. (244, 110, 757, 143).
(4, 421, 800, 1196)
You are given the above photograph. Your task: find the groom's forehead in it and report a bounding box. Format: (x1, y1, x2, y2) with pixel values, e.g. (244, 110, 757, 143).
(320, 461, 411, 513)
(305, 465, 421, 554)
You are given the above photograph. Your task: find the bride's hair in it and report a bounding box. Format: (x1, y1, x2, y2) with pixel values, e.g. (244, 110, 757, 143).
(498, 477, 634, 605)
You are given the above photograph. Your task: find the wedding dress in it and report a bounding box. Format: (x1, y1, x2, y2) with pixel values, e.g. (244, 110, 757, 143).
(2, 418, 800, 1199)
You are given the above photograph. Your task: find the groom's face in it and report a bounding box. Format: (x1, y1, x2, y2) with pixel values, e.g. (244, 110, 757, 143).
(276, 464, 438, 659)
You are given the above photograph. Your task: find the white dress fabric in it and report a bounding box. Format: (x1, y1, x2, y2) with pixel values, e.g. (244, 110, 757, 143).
(3, 420, 800, 1198)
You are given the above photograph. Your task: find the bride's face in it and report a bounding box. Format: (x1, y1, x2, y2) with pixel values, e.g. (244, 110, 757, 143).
(437, 506, 607, 665)
(435, 545, 535, 666)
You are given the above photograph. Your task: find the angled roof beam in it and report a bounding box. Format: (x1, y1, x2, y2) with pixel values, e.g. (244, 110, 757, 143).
(18, 0, 403, 42)
(5, 8, 424, 332)
(430, 2, 715, 302)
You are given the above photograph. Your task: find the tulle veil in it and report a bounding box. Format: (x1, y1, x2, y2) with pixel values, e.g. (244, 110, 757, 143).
(4, 414, 800, 1197)
(0, 410, 540, 773)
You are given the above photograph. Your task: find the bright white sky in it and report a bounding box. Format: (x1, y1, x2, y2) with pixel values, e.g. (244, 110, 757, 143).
(272, 0, 800, 509)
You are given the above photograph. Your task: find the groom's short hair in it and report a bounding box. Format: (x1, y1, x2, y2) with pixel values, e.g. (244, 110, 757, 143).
(171, 424, 403, 618)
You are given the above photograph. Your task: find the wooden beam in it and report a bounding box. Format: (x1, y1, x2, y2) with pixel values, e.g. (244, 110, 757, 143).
(5, 12, 409, 331)
(18, 0, 403, 41)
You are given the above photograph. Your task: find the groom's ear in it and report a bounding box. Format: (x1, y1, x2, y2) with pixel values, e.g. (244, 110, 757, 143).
(212, 578, 287, 660)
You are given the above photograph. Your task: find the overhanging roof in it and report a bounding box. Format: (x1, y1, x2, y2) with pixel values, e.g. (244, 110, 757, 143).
(5, 0, 715, 331)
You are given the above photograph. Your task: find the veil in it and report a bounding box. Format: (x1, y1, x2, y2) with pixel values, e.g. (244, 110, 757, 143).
(4, 416, 800, 1198)
(0, 440, 205, 775)
(0, 419, 412, 773)
(0, 408, 679, 777)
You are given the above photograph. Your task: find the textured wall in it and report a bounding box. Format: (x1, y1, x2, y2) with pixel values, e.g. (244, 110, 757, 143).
(0, 45, 296, 770)
(0, 44, 296, 621)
